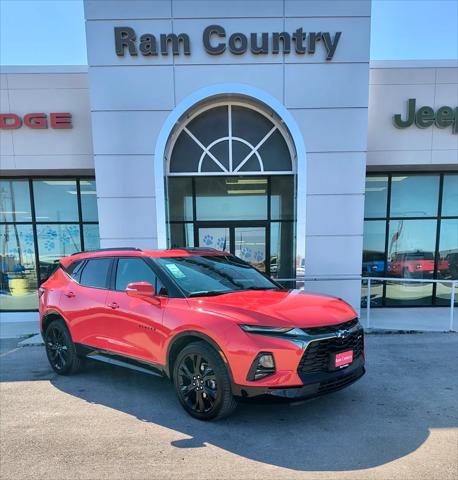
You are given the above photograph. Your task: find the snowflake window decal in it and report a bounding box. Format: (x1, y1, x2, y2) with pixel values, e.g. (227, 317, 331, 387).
(168, 102, 294, 175)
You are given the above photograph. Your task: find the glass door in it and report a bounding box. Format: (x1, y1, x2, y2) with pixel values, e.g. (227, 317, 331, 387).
(196, 223, 267, 273)
(234, 226, 266, 272)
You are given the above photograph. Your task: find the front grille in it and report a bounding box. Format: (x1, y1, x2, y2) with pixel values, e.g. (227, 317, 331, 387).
(318, 368, 363, 394)
(297, 328, 364, 375)
(301, 318, 358, 336)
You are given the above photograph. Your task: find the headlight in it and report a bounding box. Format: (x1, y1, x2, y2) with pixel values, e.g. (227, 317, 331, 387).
(239, 325, 304, 336)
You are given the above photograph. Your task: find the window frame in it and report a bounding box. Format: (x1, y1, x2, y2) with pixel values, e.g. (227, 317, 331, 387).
(364, 171, 458, 307)
(0, 175, 99, 311)
(79, 257, 114, 290)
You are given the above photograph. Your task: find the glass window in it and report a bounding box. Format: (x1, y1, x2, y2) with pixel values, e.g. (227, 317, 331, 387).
(167, 178, 193, 221)
(66, 260, 85, 282)
(0, 180, 32, 222)
(80, 258, 111, 289)
(80, 180, 98, 221)
(442, 174, 458, 217)
(436, 219, 458, 305)
(195, 177, 267, 221)
(271, 176, 294, 220)
(362, 221, 386, 277)
(169, 223, 194, 249)
(83, 224, 100, 251)
(270, 222, 295, 280)
(36, 224, 81, 283)
(168, 104, 293, 175)
(385, 219, 437, 306)
(33, 180, 79, 221)
(0, 224, 38, 310)
(115, 257, 157, 291)
(234, 226, 266, 272)
(390, 175, 439, 217)
(364, 176, 388, 218)
(198, 227, 230, 252)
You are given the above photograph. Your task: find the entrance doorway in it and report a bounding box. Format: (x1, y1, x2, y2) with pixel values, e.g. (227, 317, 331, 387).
(196, 223, 267, 272)
(164, 100, 297, 280)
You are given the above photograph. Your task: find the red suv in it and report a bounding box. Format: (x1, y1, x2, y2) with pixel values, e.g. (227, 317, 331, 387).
(39, 248, 365, 420)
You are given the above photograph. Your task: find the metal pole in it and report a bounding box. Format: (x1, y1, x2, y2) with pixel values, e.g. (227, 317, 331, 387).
(367, 278, 371, 329)
(450, 281, 456, 332)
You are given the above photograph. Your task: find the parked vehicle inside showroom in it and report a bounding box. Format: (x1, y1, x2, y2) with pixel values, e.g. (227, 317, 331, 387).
(39, 248, 365, 420)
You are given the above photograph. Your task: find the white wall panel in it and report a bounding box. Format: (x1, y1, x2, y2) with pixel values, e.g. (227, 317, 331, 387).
(89, 66, 175, 110)
(436, 67, 458, 84)
(85, 20, 173, 66)
(85, 0, 171, 19)
(1, 155, 94, 171)
(292, 108, 368, 152)
(285, 63, 369, 108)
(97, 197, 157, 239)
(305, 235, 363, 275)
(174, 63, 284, 103)
(285, 0, 371, 17)
(5, 73, 88, 90)
(173, 0, 283, 18)
(368, 84, 435, 152)
(94, 155, 156, 197)
(7, 89, 92, 156)
(172, 18, 284, 65)
(306, 194, 364, 236)
(99, 237, 158, 249)
(91, 110, 170, 154)
(284, 17, 370, 63)
(367, 150, 432, 166)
(370, 68, 435, 85)
(306, 152, 366, 194)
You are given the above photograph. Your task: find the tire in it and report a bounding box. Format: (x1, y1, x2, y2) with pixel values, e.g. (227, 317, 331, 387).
(173, 341, 237, 421)
(44, 319, 83, 375)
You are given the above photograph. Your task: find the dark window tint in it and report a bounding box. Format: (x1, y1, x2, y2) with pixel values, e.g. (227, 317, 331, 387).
(80, 258, 111, 289)
(67, 260, 85, 280)
(115, 258, 157, 291)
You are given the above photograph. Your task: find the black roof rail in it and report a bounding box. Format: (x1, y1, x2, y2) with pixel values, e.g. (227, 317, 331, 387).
(71, 247, 142, 256)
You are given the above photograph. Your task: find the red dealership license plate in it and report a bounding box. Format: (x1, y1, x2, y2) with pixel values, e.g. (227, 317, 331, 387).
(334, 350, 353, 368)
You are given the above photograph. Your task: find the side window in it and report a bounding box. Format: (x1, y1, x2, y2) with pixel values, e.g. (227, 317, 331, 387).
(80, 258, 112, 289)
(67, 260, 85, 282)
(115, 258, 158, 291)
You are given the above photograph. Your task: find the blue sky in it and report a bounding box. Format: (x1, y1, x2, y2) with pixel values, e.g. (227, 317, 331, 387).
(0, 0, 457, 65)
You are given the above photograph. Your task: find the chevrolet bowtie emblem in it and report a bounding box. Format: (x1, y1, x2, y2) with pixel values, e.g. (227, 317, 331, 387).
(337, 329, 349, 338)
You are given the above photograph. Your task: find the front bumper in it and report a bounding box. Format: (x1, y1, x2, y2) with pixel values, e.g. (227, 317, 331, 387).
(232, 319, 366, 400)
(233, 356, 365, 399)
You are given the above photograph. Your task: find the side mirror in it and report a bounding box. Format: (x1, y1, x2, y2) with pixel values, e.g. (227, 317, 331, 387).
(126, 281, 155, 299)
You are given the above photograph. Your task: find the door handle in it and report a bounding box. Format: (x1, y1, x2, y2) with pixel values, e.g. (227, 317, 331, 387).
(64, 291, 75, 298)
(108, 302, 119, 309)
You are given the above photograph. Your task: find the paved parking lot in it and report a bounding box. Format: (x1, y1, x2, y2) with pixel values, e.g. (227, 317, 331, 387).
(1, 334, 457, 480)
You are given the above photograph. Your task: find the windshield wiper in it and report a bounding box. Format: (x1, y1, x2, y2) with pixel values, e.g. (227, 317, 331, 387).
(188, 290, 232, 298)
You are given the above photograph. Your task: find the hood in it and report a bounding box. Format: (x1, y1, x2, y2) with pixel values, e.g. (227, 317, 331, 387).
(188, 290, 357, 328)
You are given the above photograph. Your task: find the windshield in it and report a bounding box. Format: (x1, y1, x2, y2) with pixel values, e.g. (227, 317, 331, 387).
(154, 255, 280, 297)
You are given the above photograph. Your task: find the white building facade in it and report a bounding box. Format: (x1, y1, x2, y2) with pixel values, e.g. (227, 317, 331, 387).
(1, 1, 457, 332)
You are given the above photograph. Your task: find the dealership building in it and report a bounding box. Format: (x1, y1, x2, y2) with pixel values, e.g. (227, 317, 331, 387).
(1, 0, 457, 333)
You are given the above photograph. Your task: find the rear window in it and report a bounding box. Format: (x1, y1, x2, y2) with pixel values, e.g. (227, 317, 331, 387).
(66, 260, 85, 281)
(80, 258, 112, 289)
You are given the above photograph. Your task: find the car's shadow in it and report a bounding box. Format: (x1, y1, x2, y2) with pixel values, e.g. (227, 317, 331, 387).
(2, 335, 457, 472)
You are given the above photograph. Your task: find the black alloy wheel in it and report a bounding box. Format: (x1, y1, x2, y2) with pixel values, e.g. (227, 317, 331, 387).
(173, 342, 237, 420)
(44, 320, 82, 375)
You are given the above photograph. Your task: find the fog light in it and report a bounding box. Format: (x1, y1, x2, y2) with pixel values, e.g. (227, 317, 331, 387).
(258, 354, 275, 369)
(247, 352, 276, 381)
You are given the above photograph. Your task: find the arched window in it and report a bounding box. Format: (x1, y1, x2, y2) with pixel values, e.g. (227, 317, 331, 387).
(167, 102, 295, 175)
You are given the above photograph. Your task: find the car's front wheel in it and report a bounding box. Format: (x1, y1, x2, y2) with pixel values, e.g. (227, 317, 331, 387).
(173, 341, 237, 420)
(44, 319, 83, 375)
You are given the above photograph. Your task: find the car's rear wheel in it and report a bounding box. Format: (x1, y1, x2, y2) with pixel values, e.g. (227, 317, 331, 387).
(44, 319, 82, 375)
(173, 342, 237, 420)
